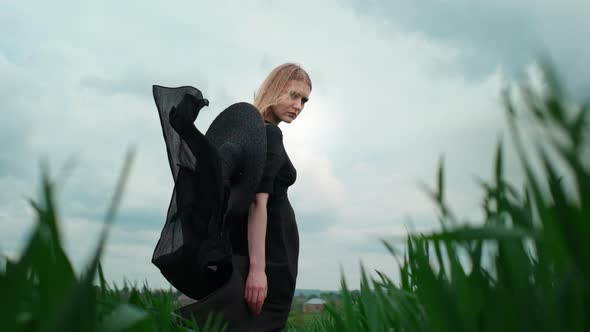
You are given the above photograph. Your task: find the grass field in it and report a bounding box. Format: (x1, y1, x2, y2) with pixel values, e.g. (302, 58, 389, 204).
(1, 64, 588, 331)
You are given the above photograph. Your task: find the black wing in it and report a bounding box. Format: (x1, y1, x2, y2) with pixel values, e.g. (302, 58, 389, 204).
(151, 85, 266, 300)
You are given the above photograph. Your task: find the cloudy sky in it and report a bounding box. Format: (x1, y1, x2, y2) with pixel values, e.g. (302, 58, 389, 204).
(1, 0, 588, 291)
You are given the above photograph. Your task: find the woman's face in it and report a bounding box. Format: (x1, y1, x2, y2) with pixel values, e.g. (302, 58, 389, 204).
(266, 80, 311, 124)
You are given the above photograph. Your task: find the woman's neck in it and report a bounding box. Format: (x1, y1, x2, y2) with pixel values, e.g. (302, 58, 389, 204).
(264, 115, 280, 125)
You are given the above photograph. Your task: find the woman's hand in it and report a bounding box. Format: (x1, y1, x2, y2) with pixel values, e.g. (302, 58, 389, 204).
(244, 267, 267, 315)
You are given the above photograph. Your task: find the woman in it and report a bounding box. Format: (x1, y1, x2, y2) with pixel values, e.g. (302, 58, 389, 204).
(173, 63, 312, 331)
(236, 63, 312, 329)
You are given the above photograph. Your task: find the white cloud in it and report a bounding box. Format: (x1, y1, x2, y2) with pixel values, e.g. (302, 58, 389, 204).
(1, 0, 574, 291)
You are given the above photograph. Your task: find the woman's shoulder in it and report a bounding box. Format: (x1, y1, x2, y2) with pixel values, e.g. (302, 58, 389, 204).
(264, 122, 283, 137)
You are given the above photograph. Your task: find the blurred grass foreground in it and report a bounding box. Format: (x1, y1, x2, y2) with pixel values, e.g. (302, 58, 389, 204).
(1, 64, 589, 332)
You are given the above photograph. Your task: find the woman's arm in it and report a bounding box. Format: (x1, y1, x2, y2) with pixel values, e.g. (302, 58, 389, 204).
(244, 192, 269, 315)
(244, 124, 283, 314)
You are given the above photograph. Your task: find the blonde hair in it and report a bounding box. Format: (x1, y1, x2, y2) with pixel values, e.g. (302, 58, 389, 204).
(253, 63, 312, 117)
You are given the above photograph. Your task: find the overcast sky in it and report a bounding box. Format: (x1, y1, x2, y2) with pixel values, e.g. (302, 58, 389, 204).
(1, 0, 588, 291)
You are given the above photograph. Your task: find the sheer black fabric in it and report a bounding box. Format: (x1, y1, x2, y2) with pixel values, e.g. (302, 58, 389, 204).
(151, 85, 299, 331)
(151, 85, 266, 300)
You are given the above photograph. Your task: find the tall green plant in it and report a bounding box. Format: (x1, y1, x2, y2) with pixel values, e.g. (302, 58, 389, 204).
(0, 149, 226, 332)
(298, 64, 589, 331)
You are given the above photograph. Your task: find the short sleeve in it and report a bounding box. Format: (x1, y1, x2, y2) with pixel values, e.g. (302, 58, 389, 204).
(256, 124, 285, 194)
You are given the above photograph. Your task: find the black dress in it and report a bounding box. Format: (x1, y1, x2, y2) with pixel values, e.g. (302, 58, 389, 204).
(230, 121, 300, 330)
(180, 121, 299, 332)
